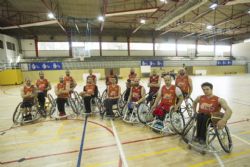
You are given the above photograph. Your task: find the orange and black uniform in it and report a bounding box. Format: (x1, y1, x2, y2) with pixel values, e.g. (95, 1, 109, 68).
(153, 85, 177, 120)
(196, 95, 221, 141)
(131, 86, 142, 102)
(63, 76, 75, 93)
(83, 83, 98, 113)
(56, 83, 69, 114)
(147, 75, 160, 102)
(104, 84, 120, 116)
(175, 75, 190, 97)
(21, 85, 35, 108)
(36, 79, 49, 109)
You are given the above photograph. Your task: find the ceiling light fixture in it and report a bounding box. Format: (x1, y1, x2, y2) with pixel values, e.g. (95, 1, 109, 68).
(140, 19, 146, 24)
(209, 3, 218, 10)
(98, 16, 105, 22)
(47, 12, 55, 19)
(206, 25, 213, 30)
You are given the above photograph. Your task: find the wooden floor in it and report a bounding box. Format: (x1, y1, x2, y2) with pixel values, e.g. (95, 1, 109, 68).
(1, 75, 250, 167)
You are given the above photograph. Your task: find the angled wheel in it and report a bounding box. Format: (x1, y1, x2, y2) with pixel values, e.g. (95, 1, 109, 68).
(47, 94, 56, 116)
(101, 89, 107, 102)
(137, 103, 153, 124)
(68, 98, 78, 114)
(90, 97, 102, 113)
(13, 102, 23, 124)
(170, 108, 185, 134)
(215, 125, 233, 153)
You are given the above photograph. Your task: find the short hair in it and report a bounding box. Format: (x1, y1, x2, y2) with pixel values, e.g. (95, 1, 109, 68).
(39, 71, 44, 75)
(127, 79, 131, 83)
(201, 82, 213, 89)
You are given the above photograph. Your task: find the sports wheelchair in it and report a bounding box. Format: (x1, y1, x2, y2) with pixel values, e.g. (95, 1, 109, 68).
(137, 105, 185, 134)
(182, 112, 233, 154)
(72, 91, 102, 116)
(13, 98, 41, 125)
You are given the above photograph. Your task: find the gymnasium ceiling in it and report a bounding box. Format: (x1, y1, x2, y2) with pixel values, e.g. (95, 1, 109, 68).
(0, 0, 250, 42)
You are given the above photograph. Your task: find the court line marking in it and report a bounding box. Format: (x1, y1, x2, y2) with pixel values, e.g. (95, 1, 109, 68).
(85, 147, 181, 167)
(0, 121, 165, 165)
(189, 149, 250, 167)
(213, 152, 224, 167)
(110, 120, 128, 167)
(77, 115, 88, 167)
(231, 134, 250, 145)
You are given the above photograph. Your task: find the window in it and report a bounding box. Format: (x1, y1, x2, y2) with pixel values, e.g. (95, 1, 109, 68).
(102, 42, 127, 50)
(155, 43, 176, 51)
(12, 43, 15, 51)
(7, 42, 12, 50)
(130, 43, 153, 50)
(0, 40, 3, 49)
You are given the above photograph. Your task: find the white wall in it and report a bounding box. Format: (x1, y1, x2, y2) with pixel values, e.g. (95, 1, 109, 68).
(21, 39, 36, 58)
(0, 34, 7, 63)
(0, 34, 19, 64)
(232, 42, 250, 60)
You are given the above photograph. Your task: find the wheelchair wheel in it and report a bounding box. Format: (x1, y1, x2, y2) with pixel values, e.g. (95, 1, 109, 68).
(181, 97, 194, 123)
(137, 103, 153, 124)
(13, 102, 23, 124)
(169, 108, 185, 134)
(182, 115, 196, 143)
(47, 94, 56, 116)
(68, 98, 78, 114)
(101, 89, 107, 102)
(215, 125, 233, 153)
(90, 97, 102, 113)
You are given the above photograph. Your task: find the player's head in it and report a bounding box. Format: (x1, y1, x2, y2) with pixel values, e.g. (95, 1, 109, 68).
(39, 71, 44, 79)
(89, 69, 93, 74)
(110, 69, 114, 75)
(152, 69, 157, 75)
(201, 82, 213, 96)
(87, 77, 93, 84)
(59, 76, 64, 83)
(179, 68, 186, 76)
(65, 70, 70, 76)
(25, 78, 31, 86)
(133, 77, 140, 86)
(163, 75, 172, 86)
(130, 68, 135, 74)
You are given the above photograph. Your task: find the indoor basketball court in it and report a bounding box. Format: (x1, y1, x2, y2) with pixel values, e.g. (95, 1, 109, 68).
(0, 0, 250, 167)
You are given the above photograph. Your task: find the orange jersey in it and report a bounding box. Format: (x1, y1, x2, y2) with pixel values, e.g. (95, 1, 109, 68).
(23, 85, 35, 100)
(84, 84, 96, 95)
(131, 85, 142, 102)
(63, 76, 74, 88)
(161, 85, 176, 106)
(57, 83, 69, 98)
(128, 73, 137, 81)
(36, 79, 48, 92)
(175, 75, 190, 94)
(199, 95, 221, 114)
(108, 84, 119, 97)
(149, 75, 160, 93)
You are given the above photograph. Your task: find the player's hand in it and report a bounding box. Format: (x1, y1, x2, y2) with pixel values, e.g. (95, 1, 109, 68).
(217, 119, 227, 129)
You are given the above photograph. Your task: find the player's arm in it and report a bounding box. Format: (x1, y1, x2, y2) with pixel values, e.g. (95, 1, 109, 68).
(188, 76, 193, 96)
(136, 87, 146, 104)
(151, 87, 162, 110)
(175, 87, 183, 111)
(47, 81, 52, 91)
(192, 96, 201, 113)
(217, 98, 233, 129)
